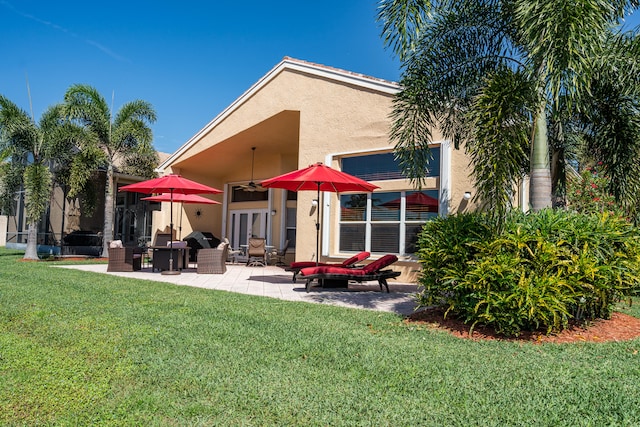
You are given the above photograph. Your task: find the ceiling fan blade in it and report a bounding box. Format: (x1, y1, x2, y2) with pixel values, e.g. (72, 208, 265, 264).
(239, 181, 267, 192)
(240, 147, 267, 192)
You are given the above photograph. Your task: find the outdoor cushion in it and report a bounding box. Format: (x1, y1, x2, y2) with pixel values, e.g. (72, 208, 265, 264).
(167, 240, 187, 248)
(298, 254, 400, 293)
(284, 251, 370, 282)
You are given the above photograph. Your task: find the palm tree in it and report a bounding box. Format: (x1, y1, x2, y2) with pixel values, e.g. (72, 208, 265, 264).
(574, 31, 640, 218)
(64, 84, 157, 257)
(377, 0, 640, 218)
(0, 98, 86, 259)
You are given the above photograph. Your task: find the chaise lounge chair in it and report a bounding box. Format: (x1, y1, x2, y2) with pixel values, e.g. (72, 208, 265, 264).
(297, 254, 400, 293)
(284, 251, 370, 282)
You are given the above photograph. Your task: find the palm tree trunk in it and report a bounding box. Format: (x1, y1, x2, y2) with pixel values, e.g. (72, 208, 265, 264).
(530, 103, 553, 211)
(23, 222, 39, 260)
(102, 164, 115, 257)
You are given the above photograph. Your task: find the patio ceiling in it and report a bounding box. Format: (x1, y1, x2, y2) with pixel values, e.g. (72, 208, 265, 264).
(171, 110, 300, 178)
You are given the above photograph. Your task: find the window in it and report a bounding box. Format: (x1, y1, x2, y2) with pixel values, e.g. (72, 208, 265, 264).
(339, 190, 439, 255)
(285, 207, 297, 249)
(341, 147, 440, 181)
(231, 186, 268, 202)
(286, 190, 297, 201)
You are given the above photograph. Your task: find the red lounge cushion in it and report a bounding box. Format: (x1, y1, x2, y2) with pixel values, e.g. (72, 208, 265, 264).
(289, 252, 371, 269)
(361, 254, 397, 274)
(343, 251, 370, 265)
(289, 261, 320, 269)
(299, 254, 398, 277)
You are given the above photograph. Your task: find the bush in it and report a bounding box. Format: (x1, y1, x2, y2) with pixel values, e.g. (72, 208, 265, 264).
(566, 164, 621, 216)
(416, 209, 640, 336)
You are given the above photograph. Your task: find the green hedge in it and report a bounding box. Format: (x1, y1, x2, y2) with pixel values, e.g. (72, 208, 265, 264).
(416, 209, 640, 336)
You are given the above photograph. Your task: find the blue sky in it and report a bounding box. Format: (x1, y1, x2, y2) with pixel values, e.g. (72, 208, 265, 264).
(0, 0, 400, 154)
(2, 2, 639, 155)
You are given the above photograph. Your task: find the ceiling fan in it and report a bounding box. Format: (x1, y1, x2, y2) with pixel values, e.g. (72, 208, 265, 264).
(240, 147, 267, 192)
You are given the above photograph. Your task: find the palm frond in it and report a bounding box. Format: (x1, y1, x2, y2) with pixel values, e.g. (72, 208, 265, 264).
(466, 68, 534, 222)
(377, 0, 433, 60)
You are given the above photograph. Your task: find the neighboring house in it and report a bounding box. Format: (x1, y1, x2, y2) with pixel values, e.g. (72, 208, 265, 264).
(3, 152, 170, 255)
(155, 57, 480, 282)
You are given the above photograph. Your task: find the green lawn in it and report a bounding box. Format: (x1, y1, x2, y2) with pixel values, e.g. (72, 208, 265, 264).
(1, 248, 640, 426)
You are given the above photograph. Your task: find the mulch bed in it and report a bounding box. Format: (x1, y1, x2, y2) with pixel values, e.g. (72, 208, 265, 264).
(406, 307, 640, 343)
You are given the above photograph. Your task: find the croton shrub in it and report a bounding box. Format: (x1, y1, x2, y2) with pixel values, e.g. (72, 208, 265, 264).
(416, 210, 640, 337)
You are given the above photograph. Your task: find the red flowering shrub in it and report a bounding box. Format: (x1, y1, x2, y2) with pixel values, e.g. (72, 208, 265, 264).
(566, 165, 621, 216)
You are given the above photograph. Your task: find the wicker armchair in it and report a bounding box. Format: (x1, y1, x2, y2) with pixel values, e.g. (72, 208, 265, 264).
(197, 244, 228, 274)
(107, 247, 143, 272)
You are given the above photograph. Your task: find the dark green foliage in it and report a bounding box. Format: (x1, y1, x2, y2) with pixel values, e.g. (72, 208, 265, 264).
(0, 160, 22, 215)
(417, 209, 640, 336)
(465, 68, 534, 221)
(119, 142, 160, 179)
(378, 0, 640, 215)
(416, 212, 496, 303)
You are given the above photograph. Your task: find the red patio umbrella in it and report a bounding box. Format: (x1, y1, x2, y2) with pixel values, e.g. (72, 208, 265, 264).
(380, 191, 439, 212)
(141, 193, 220, 239)
(119, 174, 223, 196)
(261, 163, 378, 265)
(120, 174, 222, 275)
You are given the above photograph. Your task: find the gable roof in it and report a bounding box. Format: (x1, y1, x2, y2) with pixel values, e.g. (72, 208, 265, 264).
(158, 57, 400, 171)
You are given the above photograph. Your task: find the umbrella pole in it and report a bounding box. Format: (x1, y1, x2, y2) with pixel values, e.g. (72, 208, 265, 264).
(178, 202, 183, 240)
(316, 184, 320, 266)
(162, 189, 180, 275)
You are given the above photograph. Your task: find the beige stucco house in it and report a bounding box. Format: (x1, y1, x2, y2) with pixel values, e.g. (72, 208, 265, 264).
(155, 57, 477, 282)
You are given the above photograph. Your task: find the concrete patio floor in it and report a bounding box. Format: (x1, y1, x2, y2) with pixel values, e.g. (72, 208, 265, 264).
(57, 262, 420, 315)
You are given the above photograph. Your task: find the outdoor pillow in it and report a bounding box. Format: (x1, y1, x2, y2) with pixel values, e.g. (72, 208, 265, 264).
(361, 254, 398, 274)
(289, 251, 370, 269)
(168, 241, 187, 248)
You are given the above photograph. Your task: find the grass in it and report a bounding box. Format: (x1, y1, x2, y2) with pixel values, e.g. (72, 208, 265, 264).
(1, 248, 640, 425)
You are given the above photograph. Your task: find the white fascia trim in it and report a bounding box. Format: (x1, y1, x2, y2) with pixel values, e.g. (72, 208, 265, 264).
(158, 58, 400, 172)
(328, 140, 444, 159)
(221, 183, 229, 239)
(321, 154, 333, 257)
(439, 140, 452, 216)
(520, 177, 530, 212)
(281, 59, 400, 95)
